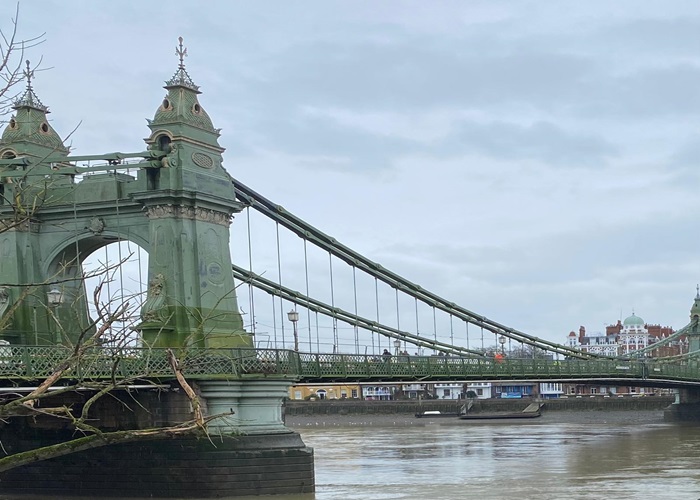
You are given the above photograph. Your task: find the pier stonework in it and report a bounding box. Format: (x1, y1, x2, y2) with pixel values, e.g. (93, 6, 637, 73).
(663, 292, 700, 422)
(0, 386, 314, 497)
(663, 388, 700, 422)
(0, 40, 314, 496)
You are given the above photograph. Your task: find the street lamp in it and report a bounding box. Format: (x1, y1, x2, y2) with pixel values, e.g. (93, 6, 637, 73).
(47, 287, 64, 345)
(393, 339, 401, 356)
(47, 288, 64, 307)
(287, 309, 299, 351)
(498, 335, 507, 354)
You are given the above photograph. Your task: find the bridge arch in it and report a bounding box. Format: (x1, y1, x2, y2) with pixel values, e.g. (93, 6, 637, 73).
(45, 229, 151, 277)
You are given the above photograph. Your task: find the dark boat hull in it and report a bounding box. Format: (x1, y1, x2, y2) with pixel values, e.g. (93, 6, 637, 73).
(458, 412, 541, 420)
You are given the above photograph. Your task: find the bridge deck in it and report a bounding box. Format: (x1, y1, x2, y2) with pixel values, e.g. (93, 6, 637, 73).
(0, 347, 697, 387)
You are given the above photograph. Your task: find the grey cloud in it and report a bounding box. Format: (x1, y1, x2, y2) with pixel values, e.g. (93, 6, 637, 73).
(580, 65, 700, 119)
(376, 210, 700, 290)
(592, 17, 700, 57)
(223, 34, 700, 144)
(229, 113, 617, 174)
(447, 121, 618, 166)
(670, 137, 700, 168)
(226, 112, 417, 174)
(246, 41, 595, 112)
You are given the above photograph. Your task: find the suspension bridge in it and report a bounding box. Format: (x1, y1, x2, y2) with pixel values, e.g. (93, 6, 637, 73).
(0, 40, 698, 498)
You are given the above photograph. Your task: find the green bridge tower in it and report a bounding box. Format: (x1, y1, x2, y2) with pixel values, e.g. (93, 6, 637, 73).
(0, 42, 250, 350)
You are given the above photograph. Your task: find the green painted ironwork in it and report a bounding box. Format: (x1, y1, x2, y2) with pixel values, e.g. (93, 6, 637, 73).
(0, 40, 250, 350)
(0, 346, 698, 386)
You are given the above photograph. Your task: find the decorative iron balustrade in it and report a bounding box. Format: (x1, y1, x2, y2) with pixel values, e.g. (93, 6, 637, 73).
(0, 346, 697, 384)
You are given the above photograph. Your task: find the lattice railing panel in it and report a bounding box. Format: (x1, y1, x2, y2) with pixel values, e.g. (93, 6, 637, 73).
(0, 346, 694, 384)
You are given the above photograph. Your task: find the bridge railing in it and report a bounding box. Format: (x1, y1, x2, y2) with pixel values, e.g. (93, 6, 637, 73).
(0, 346, 698, 383)
(0, 346, 304, 380)
(294, 353, 655, 380)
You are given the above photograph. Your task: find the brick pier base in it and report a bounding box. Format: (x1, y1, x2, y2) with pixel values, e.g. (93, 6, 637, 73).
(0, 432, 314, 497)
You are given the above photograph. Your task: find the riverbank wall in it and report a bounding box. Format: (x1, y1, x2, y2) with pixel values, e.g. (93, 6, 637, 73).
(285, 396, 675, 416)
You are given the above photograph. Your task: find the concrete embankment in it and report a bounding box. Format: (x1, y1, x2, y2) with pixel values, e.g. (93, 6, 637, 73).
(285, 396, 675, 417)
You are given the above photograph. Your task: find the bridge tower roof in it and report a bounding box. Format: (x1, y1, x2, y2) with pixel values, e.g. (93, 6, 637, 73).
(691, 285, 700, 321)
(0, 60, 68, 158)
(146, 37, 220, 145)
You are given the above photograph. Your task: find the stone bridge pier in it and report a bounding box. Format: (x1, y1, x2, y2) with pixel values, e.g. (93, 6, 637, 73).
(0, 379, 314, 497)
(664, 387, 700, 422)
(666, 292, 700, 422)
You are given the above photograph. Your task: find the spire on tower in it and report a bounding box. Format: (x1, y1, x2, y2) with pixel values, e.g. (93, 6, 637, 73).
(13, 60, 48, 112)
(164, 36, 200, 93)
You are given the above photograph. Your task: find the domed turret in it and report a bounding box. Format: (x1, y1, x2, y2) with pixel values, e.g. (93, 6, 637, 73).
(0, 61, 68, 159)
(690, 285, 700, 321)
(149, 61, 217, 134)
(143, 37, 227, 186)
(623, 313, 644, 327)
(146, 37, 219, 142)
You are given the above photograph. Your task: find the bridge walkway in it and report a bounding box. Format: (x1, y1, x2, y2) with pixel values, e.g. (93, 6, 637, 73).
(0, 346, 697, 387)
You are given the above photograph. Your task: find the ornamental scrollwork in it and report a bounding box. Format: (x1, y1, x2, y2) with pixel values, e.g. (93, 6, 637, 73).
(87, 217, 105, 235)
(146, 205, 232, 226)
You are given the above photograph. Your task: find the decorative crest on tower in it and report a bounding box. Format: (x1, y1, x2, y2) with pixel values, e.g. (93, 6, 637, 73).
(176, 36, 187, 69)
(165, 36, 200, 92)
(13, 60, 48, 112)
(696, 284, 699, 299)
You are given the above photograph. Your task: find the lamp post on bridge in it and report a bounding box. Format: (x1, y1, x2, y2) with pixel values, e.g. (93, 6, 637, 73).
(47, 287, 64, 345)
(393, 339, 401, 356)
(498, 335, 506, 355)
(287, 309, 299, 351)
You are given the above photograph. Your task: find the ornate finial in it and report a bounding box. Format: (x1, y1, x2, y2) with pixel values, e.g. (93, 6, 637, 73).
(164, 36, 200, 93)
(13, 59, 48, 112)
(23, 60, 34, 92)
(696, 284, 699, 299)
(176, 37, 187, 69)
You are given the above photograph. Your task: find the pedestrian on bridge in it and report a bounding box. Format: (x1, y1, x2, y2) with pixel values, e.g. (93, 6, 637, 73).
(382, 349, 391, 362)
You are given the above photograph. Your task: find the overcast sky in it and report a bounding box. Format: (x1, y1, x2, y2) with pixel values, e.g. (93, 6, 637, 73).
(12, 1, 700, 346)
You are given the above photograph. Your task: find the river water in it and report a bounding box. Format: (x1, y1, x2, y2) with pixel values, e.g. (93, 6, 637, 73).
(2, 411, 699, 500)
(282, 411, 700, 500)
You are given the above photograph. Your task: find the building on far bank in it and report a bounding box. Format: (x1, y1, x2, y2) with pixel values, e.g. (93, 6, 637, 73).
(465, 382, 493, 399)
(361, 384, 397, 400)
(398, 383, 431, 399)
(288, 383, 360, 401)
(493, 382, 537, 398)
(562, 309, 691, 397)
(539, 382, 564, 399)
(566, 312, 687, 358)
(434, 382, 463, 400)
